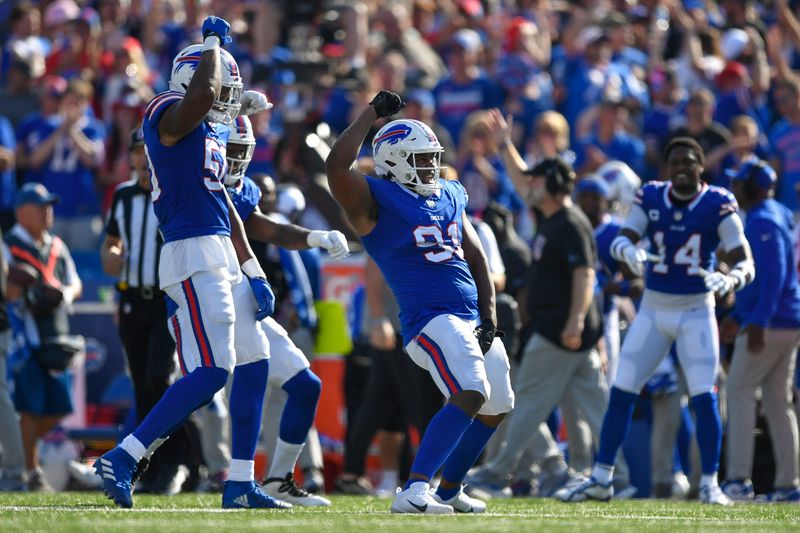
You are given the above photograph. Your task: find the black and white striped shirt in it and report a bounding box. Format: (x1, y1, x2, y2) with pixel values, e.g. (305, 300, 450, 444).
(106, 179, 162, 289)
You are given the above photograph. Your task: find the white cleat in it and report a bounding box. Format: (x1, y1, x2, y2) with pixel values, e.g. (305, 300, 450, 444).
(391, 482, 454, 514)
(671, 473, 691, 500)
(700, 484, 732, 506)
(554, 476, 613, 502)
(262, 473, 331, 506)
(432, 487, 486, 513)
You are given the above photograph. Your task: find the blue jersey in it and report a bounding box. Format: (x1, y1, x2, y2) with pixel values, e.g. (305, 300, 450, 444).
(16, 111, 104, 217)
(635, 181, 738, 294)
(142, 91, 231, 243)
(361, 177, 479, 344)
(228, 175, 261, 222)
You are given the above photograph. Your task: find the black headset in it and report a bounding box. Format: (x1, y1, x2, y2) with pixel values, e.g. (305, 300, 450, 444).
(534, 157, 576, 195)
(742, 160, 767, 200)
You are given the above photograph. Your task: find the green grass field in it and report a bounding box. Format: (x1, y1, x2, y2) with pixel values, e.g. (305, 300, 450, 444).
(2, 493, 800, 532)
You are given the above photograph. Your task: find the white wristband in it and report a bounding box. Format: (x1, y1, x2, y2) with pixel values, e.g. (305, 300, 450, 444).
(307, 230, 326, 249)
(241, 258, 265, 279)
(202, 35, 220, 52)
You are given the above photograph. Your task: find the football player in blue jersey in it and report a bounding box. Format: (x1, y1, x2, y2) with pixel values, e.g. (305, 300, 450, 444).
(223, 113, 348, 506)
(94, 16, 290, 510)
(556, 137, 754, 505)
(326, 90, 515, 514)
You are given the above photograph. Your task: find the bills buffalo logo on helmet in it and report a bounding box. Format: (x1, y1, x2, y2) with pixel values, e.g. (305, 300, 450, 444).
(373, 124, 412, 152)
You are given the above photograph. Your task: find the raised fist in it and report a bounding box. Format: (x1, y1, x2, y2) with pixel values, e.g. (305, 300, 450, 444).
(370, 91, 405, 119)
(202, 16, 232, 47)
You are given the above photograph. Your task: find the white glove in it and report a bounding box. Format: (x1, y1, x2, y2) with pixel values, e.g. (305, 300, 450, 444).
(704, 271, 735, 296)
(622, 246, 648, 277)
(238, 90, 273, 116)
(307, 230, 349, 261)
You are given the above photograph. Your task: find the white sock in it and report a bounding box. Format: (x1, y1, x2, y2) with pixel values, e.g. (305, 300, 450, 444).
(120, 435, 147, 462)
(229, 459, 255, 482)
(267, 439, 304, 480)
(591, 463, 615, 485)
(145, 437, 168, 459)
(377, 469, 398, 490)
(700, 473, 718, 488)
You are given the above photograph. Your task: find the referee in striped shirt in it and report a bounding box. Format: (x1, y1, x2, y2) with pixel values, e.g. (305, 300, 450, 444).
(101, 128, 195, 493)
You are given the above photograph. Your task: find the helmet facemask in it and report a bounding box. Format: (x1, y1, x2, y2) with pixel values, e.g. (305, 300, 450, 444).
(224, 138, 255, 186)
(391, 149, 445, 197)
(208, 82, 243, 125)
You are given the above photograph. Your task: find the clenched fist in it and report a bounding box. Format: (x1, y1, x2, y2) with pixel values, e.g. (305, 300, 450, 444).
(370, 91, 405, 119)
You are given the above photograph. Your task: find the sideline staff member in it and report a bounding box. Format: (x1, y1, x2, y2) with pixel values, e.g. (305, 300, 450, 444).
(101, 128, 193, 493)
(472, 156, 630, 489)
(722, 159, 800, 502)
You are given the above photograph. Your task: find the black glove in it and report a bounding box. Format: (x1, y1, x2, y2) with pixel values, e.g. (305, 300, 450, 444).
(370, 90, 405, 118)
(474, 320, 504, 355)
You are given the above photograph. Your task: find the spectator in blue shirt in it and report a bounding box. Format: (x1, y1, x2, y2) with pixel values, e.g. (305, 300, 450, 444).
(573, 98, 645, 177)
(17, 78, 105, 251)
(769, 78, 800, 215)
(456, 110, 527, 230)
(642, 67, 685, 180)
(0, 116, 16, 231)
(434, 29, 504, 145)
(721, 159, 800, 503)
(560, 27, 648, 145)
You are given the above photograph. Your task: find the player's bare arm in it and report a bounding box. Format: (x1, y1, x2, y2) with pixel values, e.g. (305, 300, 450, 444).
(461, 212, 496, 328)
(224, 187, 258, 265)
(243, 206, 312, 249)
(326, 91, 404, 235)
(159, 38, 223, 146)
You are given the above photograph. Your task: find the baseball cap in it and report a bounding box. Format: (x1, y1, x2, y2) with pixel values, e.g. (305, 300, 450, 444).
(129, 128, 144, 150)
(455, 0, 483, 18)
(44, 0, 80, 28)
(452, 29, 482, 52)
(277, 186, 306, 217)
(716, 61, 749, 87)
(601, 11, 629, 29)
(42, 75, 68, 98)
(721, 28, 749, 61)
(728, 159, 777, 191)
(15, 183, 61, 208)
(406, 89, 435, 111)
(575, 175, 610, 198)
(578, 26, 610, 49)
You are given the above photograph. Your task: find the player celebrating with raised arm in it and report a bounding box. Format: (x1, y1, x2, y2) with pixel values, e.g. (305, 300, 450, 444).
(557, 137, 754, 505)
(326, 91, 514, 514)
(95, 17, 289, 511)
(223, 113, 347, 506)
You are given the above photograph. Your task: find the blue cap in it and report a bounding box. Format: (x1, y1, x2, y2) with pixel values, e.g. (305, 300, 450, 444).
(575, 176, 610, 198)
(405, 89, 435, 110)
(727, 159, 777, 191)
(15, 182, 60, 208)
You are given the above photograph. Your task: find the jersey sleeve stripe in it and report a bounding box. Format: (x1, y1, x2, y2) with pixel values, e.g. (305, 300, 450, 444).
(146, 95, 183, 120)
(144, 91, 177, 114)
(145, 92, 183, 118)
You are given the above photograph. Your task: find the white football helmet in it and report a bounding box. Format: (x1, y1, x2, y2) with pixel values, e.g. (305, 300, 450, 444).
(372, 119, 444, 197)
(224, 115, 256, 185)
(597, 160, 642, 208)
(169, 44, 243, 124)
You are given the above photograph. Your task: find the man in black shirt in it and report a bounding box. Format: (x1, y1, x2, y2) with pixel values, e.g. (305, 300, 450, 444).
(466, 156, 632, 495)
